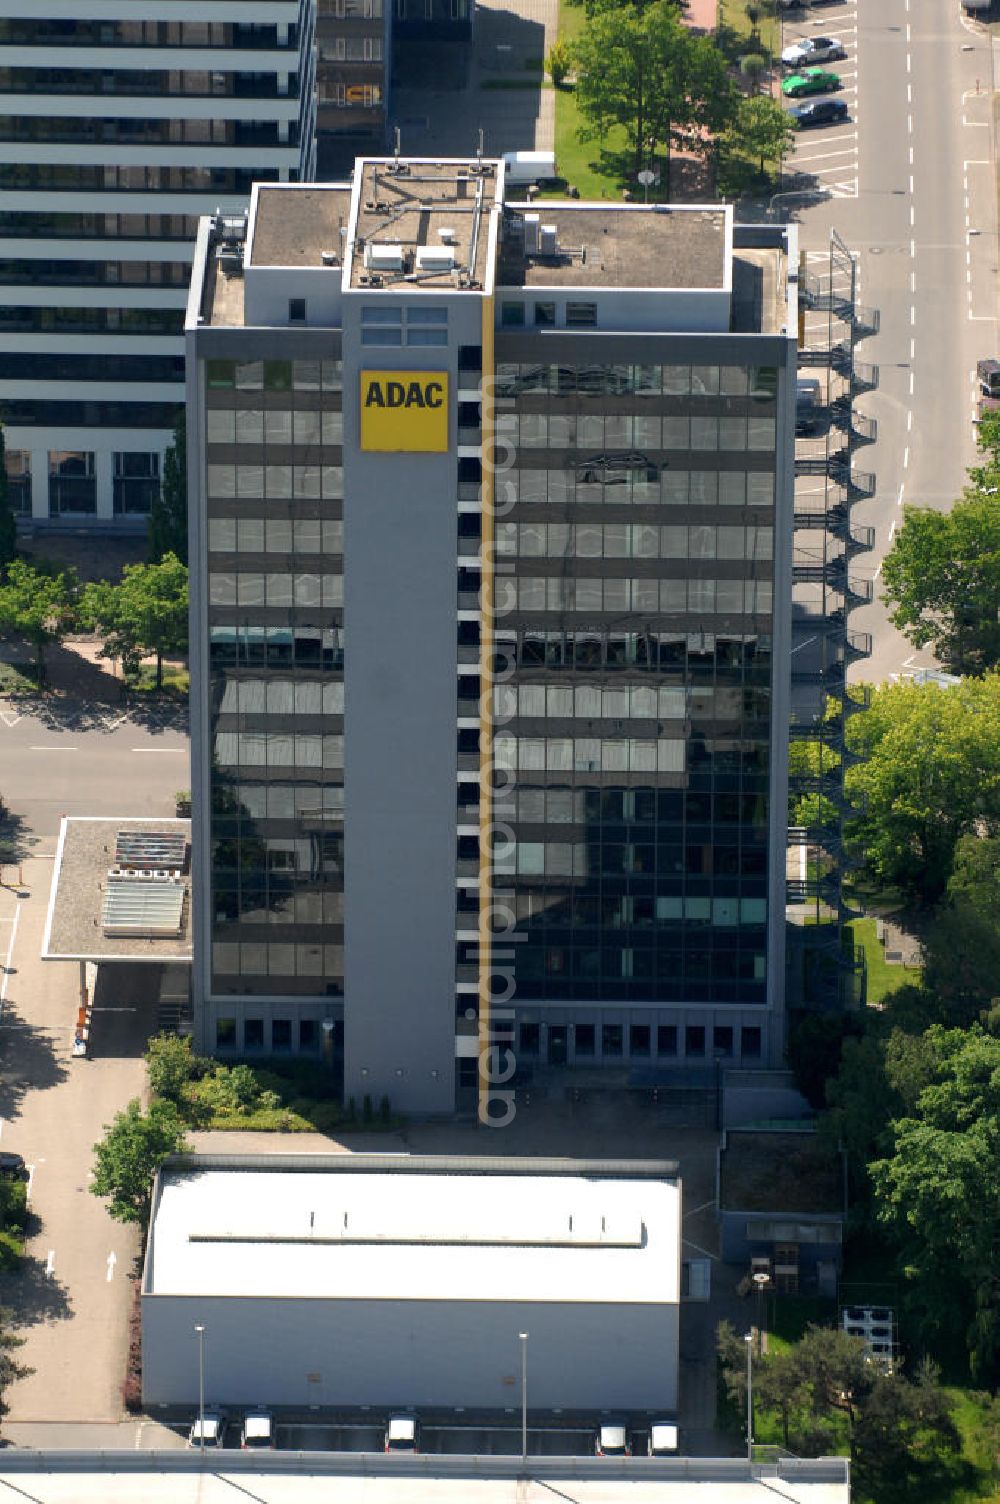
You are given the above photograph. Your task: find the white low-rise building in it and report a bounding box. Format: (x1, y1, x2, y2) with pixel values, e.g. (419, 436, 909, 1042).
(142, 1153, 681, 1413)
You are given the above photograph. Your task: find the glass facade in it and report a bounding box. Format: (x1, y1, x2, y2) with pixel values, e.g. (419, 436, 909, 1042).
(492, 359, 776, 1007)
(204, 357, 346, 999)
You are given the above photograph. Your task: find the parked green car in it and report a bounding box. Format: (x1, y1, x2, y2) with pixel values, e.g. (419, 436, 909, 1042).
(781, 67, 841, 98)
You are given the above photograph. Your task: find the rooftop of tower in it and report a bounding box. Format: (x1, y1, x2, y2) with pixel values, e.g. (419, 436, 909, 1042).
(347, 156, 501, 291)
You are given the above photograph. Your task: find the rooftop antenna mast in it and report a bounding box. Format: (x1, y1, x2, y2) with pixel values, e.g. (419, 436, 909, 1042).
(393, 126, 401, 167)
(477, 127, 484, 166)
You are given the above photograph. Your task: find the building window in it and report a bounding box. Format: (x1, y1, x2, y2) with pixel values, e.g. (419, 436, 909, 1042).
(657, 1025, 678, 1057)
(566, 301, 597, 328)
(244, 1018, 264, 1050)
(519, 1022, 540, 1055)
(458, 344, 482, 373)
(630, 1024, 651, 1057)
(574, 1022, 595, 1056)
(602, 1023, 623, 1057)
(300, 1019, 318, 1052)
(48, 450, 95, 515)
(534, 301, 556, 327)
(216, 1018, 237, 1048)
(289, 298, 306, 323)
(272, 1019, 292, 1051)
(501, 302, 525, 327)
(113, 450, 160, 515)
(741, 1026, 762, 1059)
(685, 1026, 706, 1057)
(3, 449, 31, 515)
(713, 1026, 734, 1059)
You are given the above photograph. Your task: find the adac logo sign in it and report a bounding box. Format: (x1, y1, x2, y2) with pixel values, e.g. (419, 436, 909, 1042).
(360, 370, 449, 453)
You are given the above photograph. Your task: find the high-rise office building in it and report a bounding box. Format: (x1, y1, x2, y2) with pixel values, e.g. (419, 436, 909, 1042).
(0, 0, 315, 529)
(185, 160, 797, 1116)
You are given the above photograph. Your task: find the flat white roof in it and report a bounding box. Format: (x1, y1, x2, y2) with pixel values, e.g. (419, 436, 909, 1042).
(0, 1468, 850, 1504)
(148, 1164, 680, 1304)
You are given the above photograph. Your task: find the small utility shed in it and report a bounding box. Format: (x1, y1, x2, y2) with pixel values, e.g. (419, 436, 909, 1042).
(717, 1129, 846, 1293)
(142, 1153, 681, 1413)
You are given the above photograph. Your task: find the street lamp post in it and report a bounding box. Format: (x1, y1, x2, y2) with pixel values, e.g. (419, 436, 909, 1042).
(745, 1331, 753, 1463)
(195, 1324, 206, 1453)
(519, 1331, 529, 1466)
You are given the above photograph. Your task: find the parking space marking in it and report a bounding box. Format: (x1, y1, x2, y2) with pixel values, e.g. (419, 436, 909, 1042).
(0, 903, 20, 1016)
(781, 0, 859, 199)
(44, 1249, 55, 1278)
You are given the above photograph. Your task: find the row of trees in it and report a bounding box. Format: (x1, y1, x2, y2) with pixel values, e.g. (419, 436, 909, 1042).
(568, 0, 794, 190)
(880, 411, 1000, 678)
(717, 1324, 963, 1504)
(0, 554, 187, 689)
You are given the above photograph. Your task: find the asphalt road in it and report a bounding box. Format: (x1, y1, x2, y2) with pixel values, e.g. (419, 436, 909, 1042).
(783, 0, 999, 684)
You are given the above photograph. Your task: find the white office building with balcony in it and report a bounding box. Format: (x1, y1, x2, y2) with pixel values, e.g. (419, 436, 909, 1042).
(0, 0, 315, 529)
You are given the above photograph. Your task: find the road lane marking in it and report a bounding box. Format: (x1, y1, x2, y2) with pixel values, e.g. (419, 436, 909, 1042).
(909, 372, 915, 396)
(107, 1251, 117, 1282)
(904, 447, 910, 468)
(897, 484, 905, 508)
(129, 747, 187, 753)
(25, 1165, 35, 1203)
(45, 1249, 55, 1278)
(28, 746, 78, 752)
(0, 903, 20, 1015)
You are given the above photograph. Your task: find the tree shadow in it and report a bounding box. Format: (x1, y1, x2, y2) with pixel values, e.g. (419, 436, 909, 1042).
(0, 1253, 73, 1327)
(0, 812, 41, 868)
(0, 1004, 69, 1123)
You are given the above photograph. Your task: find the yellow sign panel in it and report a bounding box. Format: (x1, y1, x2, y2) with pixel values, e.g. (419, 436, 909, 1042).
(360, 370, 449, 453)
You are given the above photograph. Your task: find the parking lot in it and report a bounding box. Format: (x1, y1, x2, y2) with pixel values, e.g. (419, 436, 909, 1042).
(780, 0, 860, 201)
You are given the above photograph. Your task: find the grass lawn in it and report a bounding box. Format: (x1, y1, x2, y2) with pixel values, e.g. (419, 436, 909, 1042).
(130, 662, 189, 696)
(717, 0, 780, 59)
(844, 916, 922, 1006)
(0, 661, 40, 696)
(548, 0, 634, 200)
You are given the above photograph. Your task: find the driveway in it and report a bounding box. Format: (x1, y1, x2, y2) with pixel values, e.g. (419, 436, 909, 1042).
(0, 656, 187, 1423)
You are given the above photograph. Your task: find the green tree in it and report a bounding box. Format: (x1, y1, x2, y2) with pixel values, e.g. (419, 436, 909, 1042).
(149, 410, 187, 565)
(820, 1029, 897, 1204)
(572, 1, 736, 180)
(0, 1309, 31, 1419)
(0, 559, 77, 686)
(545, 39, 572, 87)
(870, 1025, 1000, 1379)
(852, 1361, 960, 1504)
(145, 1032, 206, 1104)
(722, 93, 796, 179)
(920, 834, 1000, 1026)
(880, 492, 1000, 675)
(81, 553, 188, 689)
(91, 1098, 189, 1225)
(844, 674, 1000, 903)
(0, 426, 18, 576)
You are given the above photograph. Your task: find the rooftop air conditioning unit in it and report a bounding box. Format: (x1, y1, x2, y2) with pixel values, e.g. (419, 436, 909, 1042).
(438, 226, 456, 244)
(523, 212, 539, 254)
(415, 246, 456, 273)
(539, 224, 558, 256)
(366, 243, 404, 272)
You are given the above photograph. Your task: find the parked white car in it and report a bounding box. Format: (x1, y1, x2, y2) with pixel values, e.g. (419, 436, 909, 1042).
(781, 35, 847, 67)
